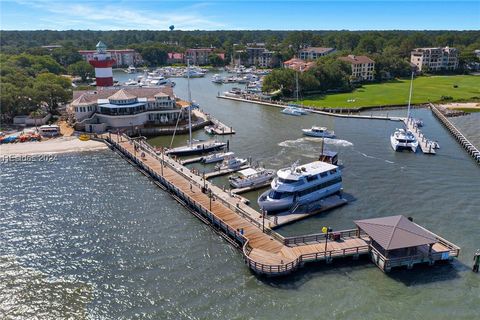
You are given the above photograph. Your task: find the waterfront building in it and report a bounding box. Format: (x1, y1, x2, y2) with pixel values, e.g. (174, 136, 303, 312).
(79, 47, 142, 67)
(246, 44, 278, 68)
(68, 87, 184, 132)
(283, 57, 316, 72)
(167, 52, 185, 64)
(410, 47, 459, 72)
(185, 48, 225, 65)
(299, 47, 336, 60)
(338, 55, 375, 81)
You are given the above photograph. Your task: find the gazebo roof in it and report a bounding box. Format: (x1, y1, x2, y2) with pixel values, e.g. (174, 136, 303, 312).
(354, 215, 437, 251)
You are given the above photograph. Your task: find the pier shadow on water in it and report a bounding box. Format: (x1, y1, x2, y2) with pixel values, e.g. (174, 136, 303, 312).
(387, 259, 466, 287)
(256, 255, 373, 289)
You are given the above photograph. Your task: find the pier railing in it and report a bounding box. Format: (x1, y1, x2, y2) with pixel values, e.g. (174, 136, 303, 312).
(283, 229, 366, 246)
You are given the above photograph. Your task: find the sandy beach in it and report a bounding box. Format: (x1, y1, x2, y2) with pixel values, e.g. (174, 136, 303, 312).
(0, 136, 108, 156)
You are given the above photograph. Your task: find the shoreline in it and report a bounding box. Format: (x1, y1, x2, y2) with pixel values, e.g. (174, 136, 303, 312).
(0, 136, 108, 156)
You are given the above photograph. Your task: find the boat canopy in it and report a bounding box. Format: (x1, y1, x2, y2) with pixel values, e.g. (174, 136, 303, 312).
(238, 168, 258, 177)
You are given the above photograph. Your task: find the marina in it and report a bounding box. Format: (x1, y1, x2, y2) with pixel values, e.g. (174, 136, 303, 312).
(101, 132, 461, 276)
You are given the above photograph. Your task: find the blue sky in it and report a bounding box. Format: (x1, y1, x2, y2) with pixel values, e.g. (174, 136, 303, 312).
(1, 1, 479, 30)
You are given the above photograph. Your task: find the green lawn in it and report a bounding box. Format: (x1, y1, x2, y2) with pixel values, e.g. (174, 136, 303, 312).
(299, 75, 480, 109)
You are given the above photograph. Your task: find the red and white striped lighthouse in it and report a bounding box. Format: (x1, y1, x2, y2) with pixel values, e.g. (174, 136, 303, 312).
(88, 41, 116, 87)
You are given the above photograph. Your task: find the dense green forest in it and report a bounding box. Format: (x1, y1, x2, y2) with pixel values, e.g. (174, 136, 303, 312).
(2, 30, 480, 58)
(1, 30, 479, 119)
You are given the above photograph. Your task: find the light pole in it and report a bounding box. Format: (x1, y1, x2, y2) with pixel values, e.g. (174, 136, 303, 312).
(209, 189, 213, 211)
(262, 209, 265, 232)
(161, 148, 164, 176)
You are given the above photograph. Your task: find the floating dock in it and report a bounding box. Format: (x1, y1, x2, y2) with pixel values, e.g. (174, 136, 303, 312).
(180, 156, 204, 165)
(204, 165, 250, 179)
(430, 103, 480, 164)
(102, 133, 460, 276)
(402, 117, 436, 155)
(208, 115, 236, 135)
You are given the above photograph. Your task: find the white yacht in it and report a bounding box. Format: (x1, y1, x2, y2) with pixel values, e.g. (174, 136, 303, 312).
(211, 74, 224, 84)
(215, 157, 248, 171)
(281, 107, 303, 116)
(202, 152, 234, 164)
(223, 87, 244, 97)
(258, 161, 342, 213)
(288, 105, 309, 115)
(302, 126, 335, 138)
(229, 168, 275, 189)
(126, 65, 136, 73)
(390, 128, 419, 152)
(124, 79, 139, 86)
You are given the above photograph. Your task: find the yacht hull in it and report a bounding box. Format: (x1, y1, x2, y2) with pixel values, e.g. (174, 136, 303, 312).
(167, 143, 227, 156)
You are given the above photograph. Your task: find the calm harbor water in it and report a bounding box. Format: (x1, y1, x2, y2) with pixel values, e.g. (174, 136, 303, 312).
(1, 70, 479, 319)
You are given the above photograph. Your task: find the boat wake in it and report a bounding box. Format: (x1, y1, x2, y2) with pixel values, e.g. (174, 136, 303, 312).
(278, 137, 354, 148)
(357, 151, 395, 164)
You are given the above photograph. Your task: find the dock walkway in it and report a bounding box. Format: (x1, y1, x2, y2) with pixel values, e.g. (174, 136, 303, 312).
(430, 103, 480, 164)
(402, 117, 436, 154)
(103, 133, 460, 276)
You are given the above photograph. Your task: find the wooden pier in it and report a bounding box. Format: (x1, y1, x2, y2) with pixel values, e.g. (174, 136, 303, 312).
(402, 117, 436, 154)
(204, 165, 250, 179)
(102, 133, 460, 276)
(208, 115, 236, 135)
(430, 103, 480, 164)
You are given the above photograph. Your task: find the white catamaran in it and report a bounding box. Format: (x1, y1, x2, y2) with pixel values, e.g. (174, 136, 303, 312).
(390, 71, 419, 152)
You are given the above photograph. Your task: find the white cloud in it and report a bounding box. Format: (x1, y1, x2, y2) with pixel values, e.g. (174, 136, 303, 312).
(10, 0, 226, 30)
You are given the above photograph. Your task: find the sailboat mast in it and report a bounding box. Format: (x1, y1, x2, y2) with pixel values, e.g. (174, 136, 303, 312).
(407, 71, 414, 119)
(187, 59, 192, 148)
(295, 70, 299, 102)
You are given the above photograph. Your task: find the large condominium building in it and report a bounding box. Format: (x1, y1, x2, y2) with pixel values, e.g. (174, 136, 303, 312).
(299, 47, 336, 60)
(185, 48, 225, 65)
(245, 45, 278, 68)
(410, 47, 459, 72)
(79, 49, 142, 67)
(338, 55, 375, 81)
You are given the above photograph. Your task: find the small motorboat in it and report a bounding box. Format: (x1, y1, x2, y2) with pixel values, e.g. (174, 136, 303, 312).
(202, 152, 235, 164)
(428, 140, 440, 149)
(302, 126, 335, 138)
(281, 107, 303, 116)
(204, 126, 215, 135)
(215, 156, 248, 171)
(413, 118, 424, 127)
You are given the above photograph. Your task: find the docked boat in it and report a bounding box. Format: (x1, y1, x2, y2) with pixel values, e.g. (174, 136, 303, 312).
(211, 74, 224, 84)
(302, 126, 335, 138)
(258, 161, 342, 214)
(223, 87, 244, 97)
(202, 152, 235, 164)
(166, 60, 227, 156)
(215, 157, 248, 171)
(390, 128, 419, 152)
(204, 125, 215, 134)
(124, 79, 139, 86)
(229, 168, 275, 189)
(281, 107, 303, 116)
(126, 65, 136, 73)
(391, 72, 418, 153)
(413, 118, 424, 127)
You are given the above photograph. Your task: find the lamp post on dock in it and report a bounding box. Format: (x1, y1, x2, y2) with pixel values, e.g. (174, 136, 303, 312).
(161, 148, 164, 176)
(262, 209, 266, 232)
(209, 189, 213, 211)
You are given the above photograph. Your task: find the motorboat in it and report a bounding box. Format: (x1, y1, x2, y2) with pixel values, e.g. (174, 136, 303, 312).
(229, 168, 275, 189)
(204, 125, 215, 134)
(126, 65, 136, 73)
(124, 79, 139, 86)
(258, 161, 343, 214)
(223, 87, 244, 97)
(183, 69, 205, 78)
(390, 128, 419, 152)
(281, 107, 303, 116)
(211, 74, 224, 84)
(215, 157, 248, 171)
(413, 118, 424, 127)
(202, 152, 235, 164)
(428, 140, 440, 149)
(302, 126, 335, 138)
(288, 104, 309, 115)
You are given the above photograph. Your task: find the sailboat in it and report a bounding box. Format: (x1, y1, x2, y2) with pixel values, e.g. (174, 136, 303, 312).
(390, 72, 419, 152)
(166, 60, 227, 156)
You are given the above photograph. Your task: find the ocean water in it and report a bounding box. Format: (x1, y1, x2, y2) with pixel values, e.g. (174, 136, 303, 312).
(1, 71, 479, 319)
